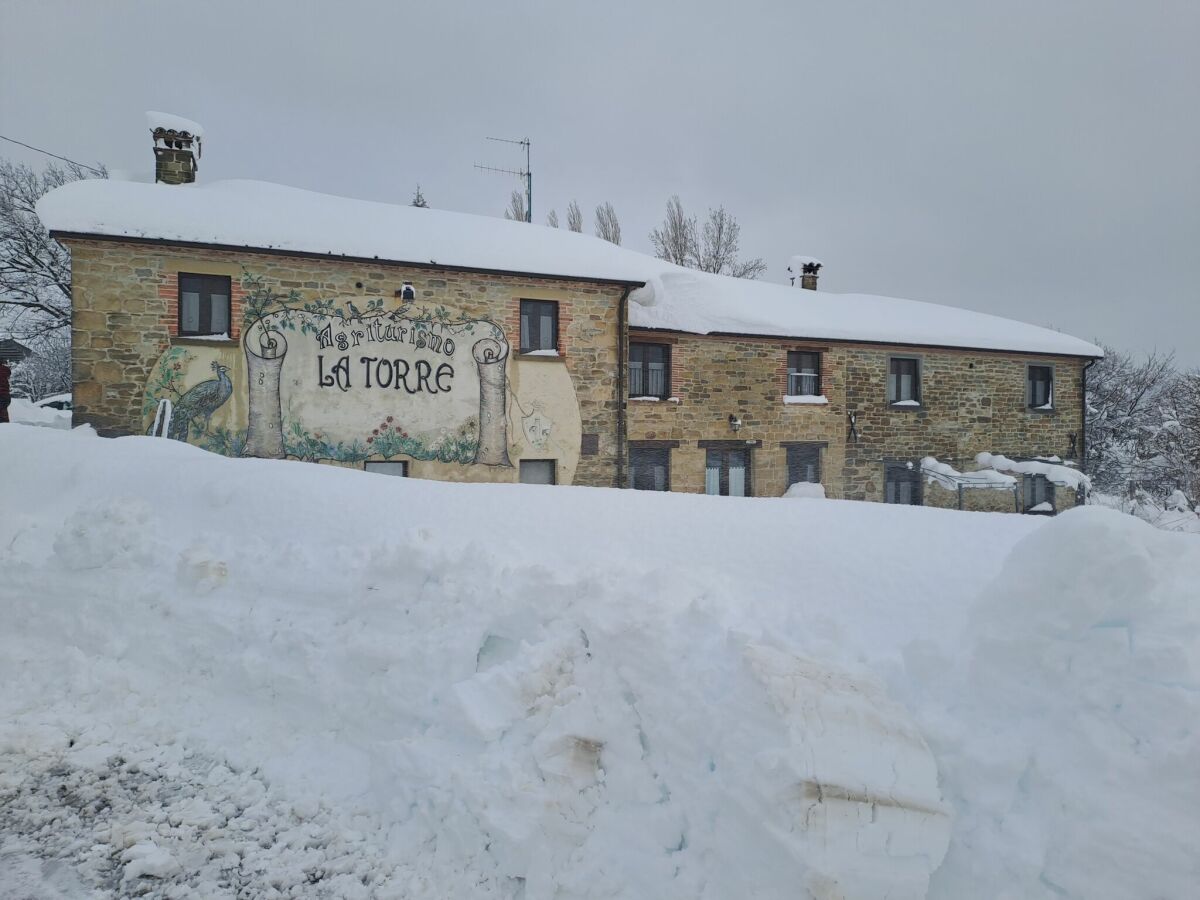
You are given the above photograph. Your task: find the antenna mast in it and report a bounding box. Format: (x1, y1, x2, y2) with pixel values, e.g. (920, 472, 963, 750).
(475, 136, 531, 223)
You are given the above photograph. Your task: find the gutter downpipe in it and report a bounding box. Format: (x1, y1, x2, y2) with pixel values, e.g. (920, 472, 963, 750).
(616, 286, 635, 489)
(1081, 356, 1099, 497)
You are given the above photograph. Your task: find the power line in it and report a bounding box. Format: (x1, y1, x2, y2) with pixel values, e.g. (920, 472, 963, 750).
(0, 134, 105, 175)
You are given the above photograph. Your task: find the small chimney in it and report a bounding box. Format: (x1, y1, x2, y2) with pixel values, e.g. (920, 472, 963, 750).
(787, 255, 823, 291)
(147, 111, 203, 185)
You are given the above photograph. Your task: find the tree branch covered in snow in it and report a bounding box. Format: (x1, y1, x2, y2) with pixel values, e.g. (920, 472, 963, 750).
(0, 158, 106, 340)
(9, 332, 70, 401)
(1085, 344, 1198, 503)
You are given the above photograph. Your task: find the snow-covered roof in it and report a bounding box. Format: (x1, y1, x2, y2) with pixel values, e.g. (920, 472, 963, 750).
(146, 111, 204, 137)
(38, 178, 1103, 358)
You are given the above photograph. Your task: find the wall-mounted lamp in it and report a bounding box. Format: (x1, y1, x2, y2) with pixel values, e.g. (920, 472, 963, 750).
(396, 282, 416, 301)
(728, 414, 742, 433)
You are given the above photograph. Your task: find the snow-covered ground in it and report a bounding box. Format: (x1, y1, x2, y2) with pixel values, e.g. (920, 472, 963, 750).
(1, 425, 1197, 899)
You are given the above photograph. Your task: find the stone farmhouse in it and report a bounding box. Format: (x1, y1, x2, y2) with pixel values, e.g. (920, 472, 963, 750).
(38, 118, 1101, 513)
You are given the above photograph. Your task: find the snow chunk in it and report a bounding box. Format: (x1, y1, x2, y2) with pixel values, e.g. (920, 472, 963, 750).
(783, 481, 826, 499)
(976, 452, 1090, 490)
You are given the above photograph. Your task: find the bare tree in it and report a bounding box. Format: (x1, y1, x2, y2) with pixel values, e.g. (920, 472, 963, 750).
(545, 209, 559, 228)
(1155, 369, 1200, 501)
(566, 200, 583, 233)
(10, 333, 70, 401)
(593, 202, 621, 245)
(649, 195, 765, 278)
(503, 189, 527, 222)
(1, 159, 106, 340)
(700, 206, 766, 279)
(649, 195, 695, 266)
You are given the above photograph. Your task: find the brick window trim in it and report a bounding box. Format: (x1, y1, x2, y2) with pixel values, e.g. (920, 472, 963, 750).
(510, 297, 571, 359)
(776, 345, 832, 400)
(158, 271, 246, 343)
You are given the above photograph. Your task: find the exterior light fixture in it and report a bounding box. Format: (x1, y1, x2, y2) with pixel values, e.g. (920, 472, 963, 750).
(728, 414, 742, 433)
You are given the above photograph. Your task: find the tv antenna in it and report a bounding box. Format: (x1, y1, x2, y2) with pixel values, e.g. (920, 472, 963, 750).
(475, 136, 531, 223)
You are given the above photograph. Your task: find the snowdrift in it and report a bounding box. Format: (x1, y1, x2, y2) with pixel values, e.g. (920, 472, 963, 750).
(1, 425, 1196, 899)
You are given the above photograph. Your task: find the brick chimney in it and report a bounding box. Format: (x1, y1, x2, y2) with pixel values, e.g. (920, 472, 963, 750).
(787, 256, 823, 290)
(147, 112, 203, 185)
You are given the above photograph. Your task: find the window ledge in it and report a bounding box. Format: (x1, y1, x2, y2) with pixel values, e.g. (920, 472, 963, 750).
(172, 335, 239, 347)
(1027, 406, 1057, 415)
(784, 394, 829, 405)
(629, 396, 679, 404)
(518, 350, 565, 362)
(888, 401, 924, 411)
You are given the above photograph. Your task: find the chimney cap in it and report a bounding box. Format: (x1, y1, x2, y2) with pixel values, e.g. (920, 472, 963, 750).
(787, 255, 823, 275)
(146, 111, 205, 139)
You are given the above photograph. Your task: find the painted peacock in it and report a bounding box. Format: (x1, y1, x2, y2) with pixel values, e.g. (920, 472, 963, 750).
(169, 360, 233, 441)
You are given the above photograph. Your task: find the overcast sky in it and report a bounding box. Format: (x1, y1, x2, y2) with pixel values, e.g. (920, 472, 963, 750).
(3, 0, 1197, 363)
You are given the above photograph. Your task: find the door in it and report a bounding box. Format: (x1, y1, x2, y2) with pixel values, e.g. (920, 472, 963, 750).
(705, 448, 751, 497)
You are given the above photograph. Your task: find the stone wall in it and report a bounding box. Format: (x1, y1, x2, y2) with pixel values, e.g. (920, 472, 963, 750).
(626, 331, 844, 498)
(627, 328, 1087, 508)
(67, 239, 626, 487)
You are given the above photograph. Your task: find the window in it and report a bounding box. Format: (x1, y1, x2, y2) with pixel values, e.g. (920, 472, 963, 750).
(179, 273, 231, 337)
(888, 357, 921, 405)
(884, 462, 922, 505)
(786, 444, 822, 485)
(629, 342, 670, 399)
(787, 351, 821, 396)
(629, 447, 670, 490)
(520, 459, 556, 484)
(520, 300, 558, 353)
(1028, 365, 1054, 410)
(705, 448, 751, 497)
(1023, 474, 1055, 514)
(364, 460, 408, 477)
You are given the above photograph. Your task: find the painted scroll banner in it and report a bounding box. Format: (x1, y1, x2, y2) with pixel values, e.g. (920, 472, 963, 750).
(243, 308, 512, 466)
(473, 337, 511, 466)
(244, 328, 287, 458)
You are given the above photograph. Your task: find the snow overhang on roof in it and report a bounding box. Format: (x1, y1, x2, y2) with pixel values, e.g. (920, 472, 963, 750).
(37, 178, 1104, 358)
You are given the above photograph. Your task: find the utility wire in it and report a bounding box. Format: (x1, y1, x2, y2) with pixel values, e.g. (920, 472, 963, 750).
(0, 134, 105, 175)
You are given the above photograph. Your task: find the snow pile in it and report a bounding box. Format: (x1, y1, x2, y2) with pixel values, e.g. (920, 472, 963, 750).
(2, 425, 1196, 899)
(975, 451, 1090, 490)
(920, 456, 1017, 490)
(908, 509, 1200, 897)
(6, 398, 71, 429)
(783, 481, 826, 499)
(36, 179, 1103, 357)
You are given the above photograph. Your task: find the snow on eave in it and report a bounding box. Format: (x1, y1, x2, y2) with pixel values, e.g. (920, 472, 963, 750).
(35, 178, 1103, 359)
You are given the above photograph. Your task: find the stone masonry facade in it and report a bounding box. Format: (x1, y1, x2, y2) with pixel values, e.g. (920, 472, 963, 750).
(66, 235, 1088, 511)
(67, 238, 628, 487)
(627, 328, 1087, 507)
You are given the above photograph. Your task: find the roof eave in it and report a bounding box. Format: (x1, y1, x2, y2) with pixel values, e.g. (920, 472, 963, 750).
(630, 324, 1102, 360)
(48, 230, 648, 289)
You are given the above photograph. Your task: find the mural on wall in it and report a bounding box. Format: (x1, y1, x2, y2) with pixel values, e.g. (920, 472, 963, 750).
(145, 271, 517, 467)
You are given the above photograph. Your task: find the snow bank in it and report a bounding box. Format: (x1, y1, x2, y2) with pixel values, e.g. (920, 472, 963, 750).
(910, 509, 1200, 898)
(36, 179, 1103, 357)
(6, 398, 71, 429)
(1, 426, 1195, 898)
